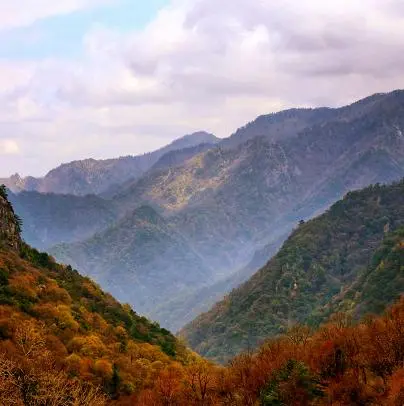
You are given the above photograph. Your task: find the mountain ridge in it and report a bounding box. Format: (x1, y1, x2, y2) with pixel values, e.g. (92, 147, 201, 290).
(1, 131, 219, 196)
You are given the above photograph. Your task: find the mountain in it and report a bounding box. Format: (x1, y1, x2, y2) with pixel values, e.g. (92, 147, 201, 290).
(51, 205, 213, 325)
(101, 141, 218, 199)
(221, 92, 391, 148)
(150, 142, 217, 172)
(222, 107, 334, 148)
(0, 186, 188, 404)
(162, 131, 219, 151)
(48, 90, 404, 332)
(8, 191, 118, 250)
(181, 180, 404, 362)
(1, 131, 219, 196)
(332, 226, 404, 318)
(2, 184, 404, 405)
(114, 90, 404, 270)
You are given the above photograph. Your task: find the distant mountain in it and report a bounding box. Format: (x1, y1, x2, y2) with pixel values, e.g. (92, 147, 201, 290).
(181, 181, 404, 362)
(8, 191, 118, 250)
(101, 141, 218, 199)
(113, 91, 404, 273)
(150, 142, 217, 172)
(19, 90, 404, 331)
(222, 107, 333, 148)
(51, 205, 213, 325)
(221, 92, 390, 148)
(1, 131, 219, 196)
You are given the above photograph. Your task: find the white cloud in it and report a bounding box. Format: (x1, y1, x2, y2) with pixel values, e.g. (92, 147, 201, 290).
(1, 0, 404, 175)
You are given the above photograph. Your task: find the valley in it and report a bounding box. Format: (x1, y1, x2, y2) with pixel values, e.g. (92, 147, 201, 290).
(7, 90, 404, 332)
(2, 2, 404, 403)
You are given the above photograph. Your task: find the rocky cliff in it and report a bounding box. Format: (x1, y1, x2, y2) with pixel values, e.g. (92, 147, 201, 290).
(0, 186, 21, 251)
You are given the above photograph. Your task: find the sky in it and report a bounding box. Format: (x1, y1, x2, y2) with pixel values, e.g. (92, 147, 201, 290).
(0, 0, 404, 176)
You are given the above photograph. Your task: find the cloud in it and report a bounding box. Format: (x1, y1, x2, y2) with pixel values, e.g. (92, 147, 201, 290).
(1, 0, 404, 175)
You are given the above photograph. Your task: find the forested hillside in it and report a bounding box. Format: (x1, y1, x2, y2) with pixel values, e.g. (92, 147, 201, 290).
(134, 298, 404, 405)
(0, 186, 189, 404)
(332, 226, 404, 318)
(182, 181, 404, 362)
(2, 182, 404, 405)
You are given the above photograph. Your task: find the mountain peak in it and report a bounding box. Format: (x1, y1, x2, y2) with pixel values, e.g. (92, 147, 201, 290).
(170, 131, 219, 149)
(0, 185, 22, 251)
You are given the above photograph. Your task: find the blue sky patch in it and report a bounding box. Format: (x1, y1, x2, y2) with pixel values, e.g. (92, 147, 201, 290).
(0, 0, 169, 60)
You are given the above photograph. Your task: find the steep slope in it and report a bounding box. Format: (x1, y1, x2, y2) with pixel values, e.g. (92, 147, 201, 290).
(1, 131, 219, 196)
(181, 181, 404, 362)
(150, 142, 217, 172)
(51, 206, 212, 326)
(0, 186, 22, 251)
(101, 141, 218, 199)
(0, 186, 185, 403)
(9, 191, 118, 250)
(114, 139, 306, 270)
(222, 107, 334, 148)
(332, 226, 404, 318)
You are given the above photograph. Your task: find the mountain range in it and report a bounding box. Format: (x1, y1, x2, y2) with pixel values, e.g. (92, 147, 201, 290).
(1, 131, 219, 196)
(4, 90, 404, 332)
(2, 169, 404, 405)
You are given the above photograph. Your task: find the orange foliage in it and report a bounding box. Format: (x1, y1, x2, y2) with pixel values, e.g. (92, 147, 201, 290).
(0, 250, 183, 403)
(118, 297, 404, 406)
(1, 248, 404, 405)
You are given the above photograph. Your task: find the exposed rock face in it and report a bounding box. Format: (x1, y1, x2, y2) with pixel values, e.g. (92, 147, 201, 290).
(0, 187, 21, 251)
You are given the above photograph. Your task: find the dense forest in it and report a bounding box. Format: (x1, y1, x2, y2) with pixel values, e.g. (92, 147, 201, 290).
(0, 185, 191, 404)
(182, 181, 404, 361)
(131, 298, 404, 405)
(1, 183, 404, 404)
